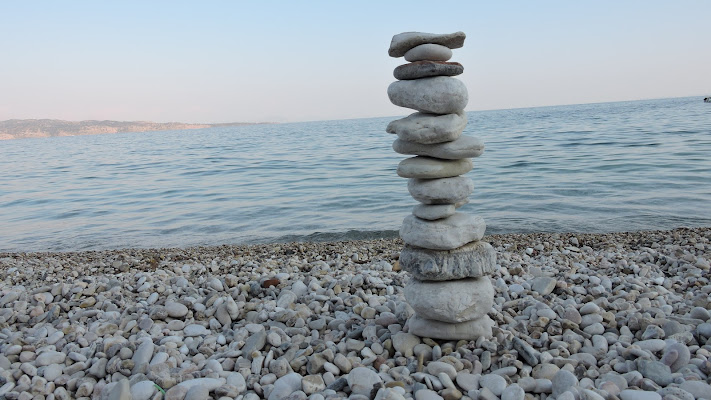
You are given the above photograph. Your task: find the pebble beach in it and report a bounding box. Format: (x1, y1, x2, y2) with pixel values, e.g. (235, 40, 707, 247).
(0, 227, 710, 400)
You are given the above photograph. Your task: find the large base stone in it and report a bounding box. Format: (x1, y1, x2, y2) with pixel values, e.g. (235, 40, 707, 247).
(400, 241, 497, 280)
(404, 277, 494, 323)
(400, 213, 485, 250)
(408, 314, 493, 340)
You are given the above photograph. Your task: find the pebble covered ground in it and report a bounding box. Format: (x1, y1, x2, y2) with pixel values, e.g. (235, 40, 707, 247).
(1, 227, 710, 400)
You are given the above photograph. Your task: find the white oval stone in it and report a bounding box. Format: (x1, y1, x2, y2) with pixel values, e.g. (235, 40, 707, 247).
(400, 213, 486, 250)
(387, 112, 467, 144)
(412, 204, 456, 220)
(393, 135, 484, 159)
(404, 44, 452, 62)
(408, 177, 473, 204)
(397, 156, 472, 179)
(405, 277, 494, 323)
(388, 77, 468, 114)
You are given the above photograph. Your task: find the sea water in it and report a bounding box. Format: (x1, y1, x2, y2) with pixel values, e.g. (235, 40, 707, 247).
(1, 97, 710, 252)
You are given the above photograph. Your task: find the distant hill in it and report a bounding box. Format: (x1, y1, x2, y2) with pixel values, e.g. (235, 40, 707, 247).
(0, 119, 269, 140)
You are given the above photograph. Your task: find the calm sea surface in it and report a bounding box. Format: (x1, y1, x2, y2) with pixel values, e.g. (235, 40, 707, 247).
(1, 97, 710, 252)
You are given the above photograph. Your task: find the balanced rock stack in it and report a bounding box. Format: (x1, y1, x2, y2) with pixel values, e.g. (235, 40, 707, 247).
(387, 32, 497, 340)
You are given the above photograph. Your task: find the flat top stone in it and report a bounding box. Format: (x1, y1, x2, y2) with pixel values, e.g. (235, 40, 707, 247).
(397, 156, 472, 179)
(389, 31, 466, 57)
(394, 61, 464, 80)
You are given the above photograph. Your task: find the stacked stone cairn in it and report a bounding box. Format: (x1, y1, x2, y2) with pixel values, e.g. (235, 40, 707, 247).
(387, 31, 497, 340)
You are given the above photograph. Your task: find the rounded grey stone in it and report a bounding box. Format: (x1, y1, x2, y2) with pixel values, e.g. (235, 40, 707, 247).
(405, 277, 494, 323)
(404, 44, 453, 62)
(387, 112, 467, 144)
(412, 204, 456, 220)
(407, 314, 493, 340)
(400, 213, 486, 250)
(397, 156, 472, 179)
(552, 370, 578, 397)
(389, 31, 466, 58)
(408, 177, 473, 204)
(388, 77, 468, 114)
(394, 135, 484, 160)
(394, 61, 464, 80)
(400, 241, 497, 280)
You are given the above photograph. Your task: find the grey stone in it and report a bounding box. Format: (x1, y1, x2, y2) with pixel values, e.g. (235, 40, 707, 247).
(408, 177, 473, 204)
(400, 241, 496, 280)
(404, 44, 453, 62)
(394, 135, 484, 160)
(426, 361, 457, 379)
(108, 379, 131, 400)
(455, 373, 479, 392)
(397, 156, 472, 179)
(408, 314, 493, 340)
(302, 375, 325, 395)
(501, 384, 525, 400)
(679, 381, 711, 399)
(394, 61, 464, 80)
(400, 213, 486, 250)
(130, 380, 157, 400)
(552, 370, 578, 397)
(388, 77, 468, 114)
(387, 112, 466, 144)
(530, 277, 557, 295)
(405, 277, 493, 323)
(165, 301, 189, 318)
(35, 351, 65, 366)
(689, 306, 710, 321)
(184, 324, 210, 336)
(513, 337, 539, 366)
(347, 367, 382, 396)
(619, 390, 661, 400)
(412, 204, 456, 220)
(131, 339, 154, 374)
(392, 332, 421, 357)
(660, 342, 690, 372)
(389, 31, 466, 58)
(637, 359, 672, 387)
(269, 373, 303, 400)
(243, 330, 268, 359)
(184, 385, 209, 400)
(479, 374, 506, 396)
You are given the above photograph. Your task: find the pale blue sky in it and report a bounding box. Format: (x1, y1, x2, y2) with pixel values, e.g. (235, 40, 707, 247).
(1, 1, 708, 123)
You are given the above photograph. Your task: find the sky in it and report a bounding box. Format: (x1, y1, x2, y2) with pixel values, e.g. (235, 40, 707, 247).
(0, 1, 709, 123)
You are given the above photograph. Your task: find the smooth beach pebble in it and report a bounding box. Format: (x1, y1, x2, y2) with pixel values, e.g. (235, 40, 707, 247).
(394, 60, 464, 80)
(404, 43, 453, 62)
(388, 76, 468, 114)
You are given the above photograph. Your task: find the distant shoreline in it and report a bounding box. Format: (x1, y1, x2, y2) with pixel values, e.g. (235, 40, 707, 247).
(0, 119, 275, 141)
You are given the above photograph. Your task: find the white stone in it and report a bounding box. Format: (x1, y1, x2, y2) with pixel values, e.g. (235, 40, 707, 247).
(397, 156, 472, 179)
(408, 314, 494, 340)
(405, 277, 494, 323)
(389, 31, 466, 58)
(387, 112, 467, 144)
(408, 177, 473, 204)
(400, 213, 486, 250)
(388, 77, 468, 114)
(35, 351, 65, 366)
(184, 324, 210, 336)
(393, 135, 484, 159)
(412, 204, 456, 220)
(130, 380, 157, 400)
(404, 44, 453, 62)
(619, 390, 662, 400)
(269, 373, 302, 400)
(347, 367, 382, 396)
(165, 301, 189, 318)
